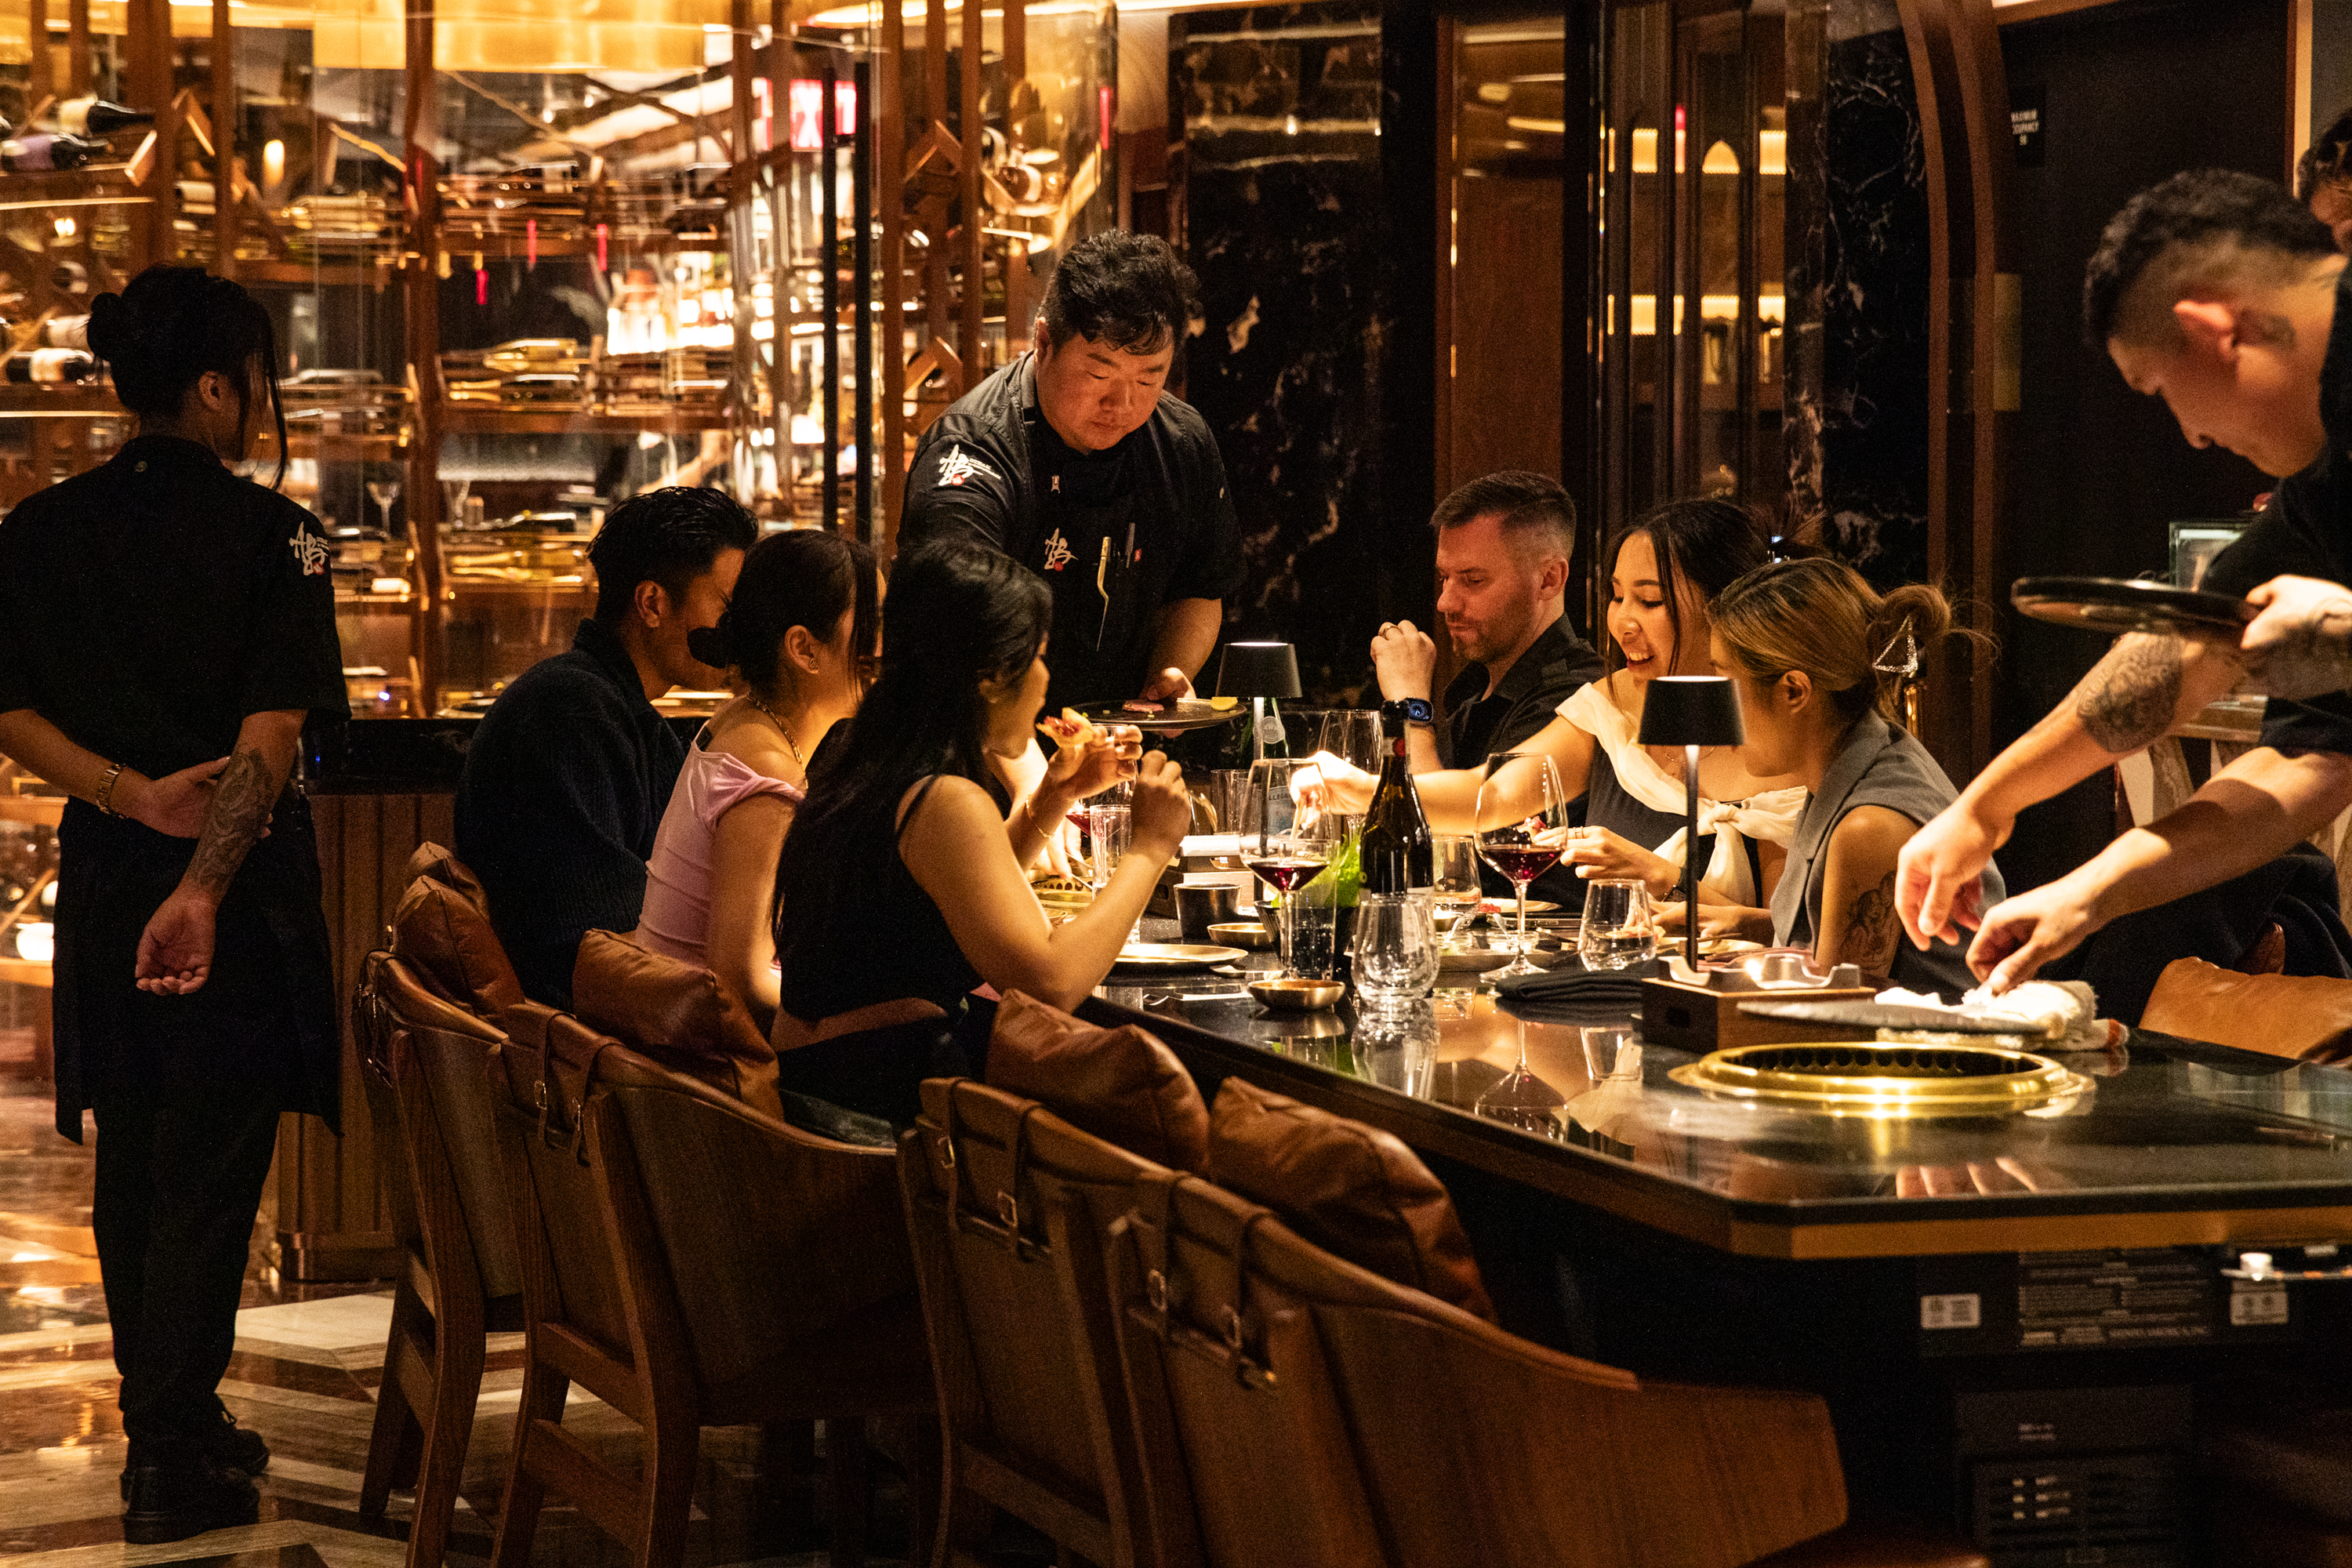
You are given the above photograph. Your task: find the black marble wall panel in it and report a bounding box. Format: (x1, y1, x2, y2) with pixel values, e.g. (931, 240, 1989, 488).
(1171, 1, 1388, 703)
(1785, 0, 1931, 589)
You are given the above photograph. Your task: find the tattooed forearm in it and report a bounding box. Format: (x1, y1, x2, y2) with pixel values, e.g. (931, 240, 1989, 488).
(1842, 868, 1902, 976)
(2074, 636, 2184, 753)
(182, 746, 276, 898)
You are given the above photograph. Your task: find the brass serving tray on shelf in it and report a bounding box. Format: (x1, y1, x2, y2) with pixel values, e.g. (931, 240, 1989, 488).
(1668, 1041, 2093, 1119)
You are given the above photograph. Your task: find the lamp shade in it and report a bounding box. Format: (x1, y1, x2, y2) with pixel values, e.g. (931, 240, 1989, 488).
(1214, 641, 1302, 700)
(1636, 675, 1745, 747)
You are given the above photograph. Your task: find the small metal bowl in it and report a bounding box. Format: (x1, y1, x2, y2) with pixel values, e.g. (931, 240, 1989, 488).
(1208, 920, 1277, 950)
(1248, 977, 1345, 1012)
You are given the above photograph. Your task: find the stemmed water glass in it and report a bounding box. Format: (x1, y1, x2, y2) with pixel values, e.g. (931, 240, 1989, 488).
(1432, 833, 1483, 938)
(1240, 757, 1333, 980)
(367, 474, 402, 535)
(1475, 751, 1572, 979)
(1316, 710, 1381, 829)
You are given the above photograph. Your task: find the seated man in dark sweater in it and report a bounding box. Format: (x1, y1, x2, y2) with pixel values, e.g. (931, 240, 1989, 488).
(455, 487, 754, 1004)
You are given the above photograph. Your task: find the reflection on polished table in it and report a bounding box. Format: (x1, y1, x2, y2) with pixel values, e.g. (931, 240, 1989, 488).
(1087, 947, 2352, 1556)
(1089, 958, 2352, 1261)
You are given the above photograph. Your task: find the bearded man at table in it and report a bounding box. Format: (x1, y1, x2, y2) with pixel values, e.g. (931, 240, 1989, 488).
(1897, 169, 2352, 994)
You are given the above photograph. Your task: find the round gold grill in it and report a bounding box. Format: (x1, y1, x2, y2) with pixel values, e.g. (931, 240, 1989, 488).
(1668, 1041, 2090, 1118)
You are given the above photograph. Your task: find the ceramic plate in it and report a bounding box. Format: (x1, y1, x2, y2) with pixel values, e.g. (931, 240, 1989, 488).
(1069, 700, 1250, 734)
(1112, 942, 1247, 973)
(2011, 575, 2254, 637)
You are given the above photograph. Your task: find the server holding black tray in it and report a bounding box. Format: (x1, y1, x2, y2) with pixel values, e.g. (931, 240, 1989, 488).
(1896, 171, 2352, 999)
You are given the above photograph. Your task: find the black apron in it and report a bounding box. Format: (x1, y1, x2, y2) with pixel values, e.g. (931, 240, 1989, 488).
(1034, 475, 1145, 711)
(51, 790, 340, 1141)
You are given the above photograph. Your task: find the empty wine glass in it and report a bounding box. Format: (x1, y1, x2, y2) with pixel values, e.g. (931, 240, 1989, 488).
(1316, 710, 1381, 829)
(441, 477, 471, 529)
(367, 474, 402, 535)
(1475, 751, 1572, 979)
(1240, 757, 1334, 980)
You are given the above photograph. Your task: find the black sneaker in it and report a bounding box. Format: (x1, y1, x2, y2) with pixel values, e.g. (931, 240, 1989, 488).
(119, 1410, 269, 1498)
(121, 1454, 260, 1544)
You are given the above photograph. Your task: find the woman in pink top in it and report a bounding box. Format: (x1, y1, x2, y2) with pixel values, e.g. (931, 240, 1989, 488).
(638, 529, 880, 1031)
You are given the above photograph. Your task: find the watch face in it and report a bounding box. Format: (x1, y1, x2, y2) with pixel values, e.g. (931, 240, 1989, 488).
(1399, 698, 1433, 725)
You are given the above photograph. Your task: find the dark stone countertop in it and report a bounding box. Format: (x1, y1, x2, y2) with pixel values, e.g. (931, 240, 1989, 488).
(1091, 951, 2352, 1261)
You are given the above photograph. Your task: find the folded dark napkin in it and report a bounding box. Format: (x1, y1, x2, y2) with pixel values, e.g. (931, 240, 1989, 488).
(1491, 957, 1661, 1018)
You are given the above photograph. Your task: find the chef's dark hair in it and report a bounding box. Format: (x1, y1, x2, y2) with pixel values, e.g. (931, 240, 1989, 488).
(87, 265, 288, 485)
(684, 528, 879, 700)
(1603, 498, 1771, 677)
(2082, 169, 2334, 348)
(588, 485, 757, 626)
(1040, 230, 1200, 355)
(772, 540, 1051, 953)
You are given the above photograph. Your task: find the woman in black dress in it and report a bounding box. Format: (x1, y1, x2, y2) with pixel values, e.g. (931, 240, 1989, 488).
(0, 267, 345, 1541)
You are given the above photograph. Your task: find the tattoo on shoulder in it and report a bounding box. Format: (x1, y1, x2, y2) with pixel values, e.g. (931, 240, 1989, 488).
(185, 746, 275, 896)
(2076, 638, 2183, 753)
(1844, 867, 1901, 974)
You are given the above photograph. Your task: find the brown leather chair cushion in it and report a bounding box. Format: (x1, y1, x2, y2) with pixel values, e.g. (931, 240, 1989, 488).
(391, 853, 525, 1023)
(2140, 957, 2352, 1064)
(570, 931, 783, 1117)
(985, 990, 1210, 1174)
(1206, 1077, 1494, 1321)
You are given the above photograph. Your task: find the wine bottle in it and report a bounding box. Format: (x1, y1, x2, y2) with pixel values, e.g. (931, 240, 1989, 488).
(38, 314, 87, 350)
(2, 135, 107, 172)
(1358, 699, 1434, 895)
(53, 97, 154, 137)
(4, 348, 95, 383)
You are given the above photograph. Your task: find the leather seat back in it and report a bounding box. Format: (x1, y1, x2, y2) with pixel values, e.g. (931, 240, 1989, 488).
(2142, 958, 2352, 1063)
(394, 843, 525, 1024)
(571, 931, 783, 1118)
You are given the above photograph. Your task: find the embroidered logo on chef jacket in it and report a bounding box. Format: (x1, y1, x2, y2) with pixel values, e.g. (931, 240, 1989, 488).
(1039, 528, 1075, 572)
(289, 528, 330, 576)
(935, 445, 1000, 488)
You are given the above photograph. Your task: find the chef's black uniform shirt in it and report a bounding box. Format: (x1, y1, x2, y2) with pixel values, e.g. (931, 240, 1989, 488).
(2200, 263, 2352, 757)
(898, 354, 1245, 710)
(0, 434, 347, 1139)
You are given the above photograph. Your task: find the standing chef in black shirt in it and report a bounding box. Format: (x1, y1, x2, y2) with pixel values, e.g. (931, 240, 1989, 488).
(898, 230, 1243, 711)
(0, 267, 346, 1540)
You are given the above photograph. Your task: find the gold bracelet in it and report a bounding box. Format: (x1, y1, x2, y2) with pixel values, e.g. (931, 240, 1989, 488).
(93, 760, 125, 817)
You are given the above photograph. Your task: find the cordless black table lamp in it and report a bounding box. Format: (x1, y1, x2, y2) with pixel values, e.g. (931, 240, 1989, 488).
(1214, 641, 1302, 763)
(1635, 676, 1746, 971)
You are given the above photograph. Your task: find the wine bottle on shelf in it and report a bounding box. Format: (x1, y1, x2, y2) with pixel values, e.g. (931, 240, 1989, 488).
(4, 348, 96, 383)
(1358, 699, 1434, 898)
(53, 97, 154, 138)
(38, 314, 88, 350)
(2, 135, 107, 172)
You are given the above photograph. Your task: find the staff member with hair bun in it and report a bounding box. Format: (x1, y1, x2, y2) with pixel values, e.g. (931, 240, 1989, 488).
(0, 265, 346, 1540)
